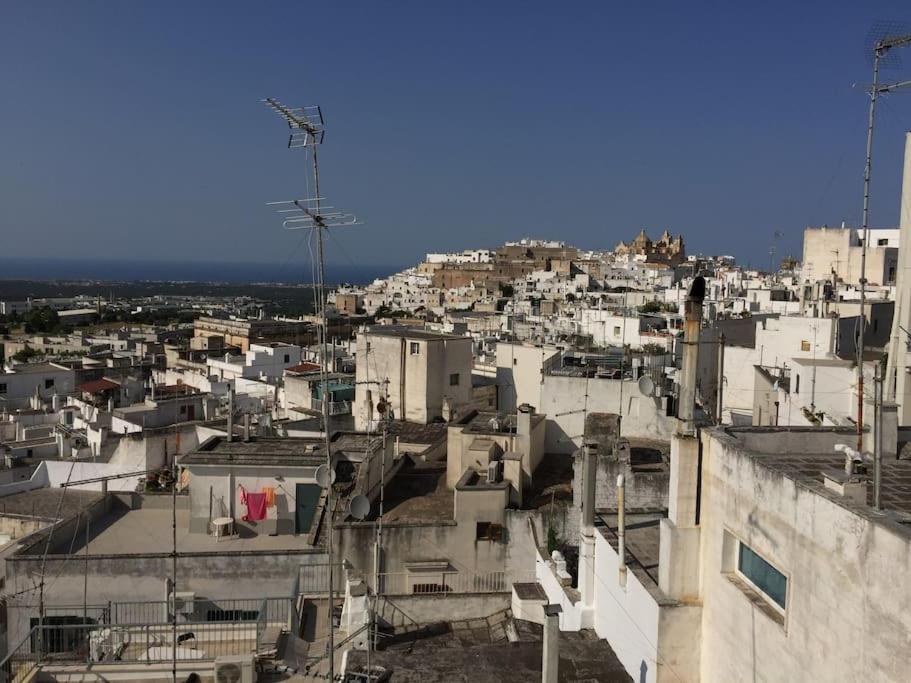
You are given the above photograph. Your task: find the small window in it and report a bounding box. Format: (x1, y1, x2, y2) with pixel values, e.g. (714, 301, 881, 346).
(800, 340, 810, 352)
(44, 379, 55, 389)
(409, 342, 420, 355)
(613, 326, 621, 336)
(180, 405, 187, 414)
(476, 522, 503, 541)
(449, 373, 460, 386)
(0, 383, 6, 394)
(795, 375, 800, 394)
(284, 354, 290, 363)
(878, 238, 889, 246)
(738, 542, 787, 609)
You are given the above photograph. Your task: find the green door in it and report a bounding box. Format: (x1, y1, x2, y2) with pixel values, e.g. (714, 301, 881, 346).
(295, 483, 321, 534)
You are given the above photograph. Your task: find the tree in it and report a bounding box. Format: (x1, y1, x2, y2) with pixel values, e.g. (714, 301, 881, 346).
(23, 307, 60, 334)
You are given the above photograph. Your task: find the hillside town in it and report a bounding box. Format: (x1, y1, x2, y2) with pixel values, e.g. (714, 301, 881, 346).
(0, 132, 910, 682)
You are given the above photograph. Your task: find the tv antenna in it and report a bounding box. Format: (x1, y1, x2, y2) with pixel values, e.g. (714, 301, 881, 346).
(263, 96, 360, 682)
(857, 25, 911, 449)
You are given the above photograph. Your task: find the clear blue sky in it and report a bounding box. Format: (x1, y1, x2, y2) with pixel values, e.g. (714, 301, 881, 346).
(3, 0, 911, 272)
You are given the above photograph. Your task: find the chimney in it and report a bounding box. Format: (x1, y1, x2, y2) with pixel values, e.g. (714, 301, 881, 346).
(542, 604, 562, 683)
(226, 386, 234, 442)
(678, 276, 706, 432)
(617, 473, 627, 585)
(579, 440, 598, 611)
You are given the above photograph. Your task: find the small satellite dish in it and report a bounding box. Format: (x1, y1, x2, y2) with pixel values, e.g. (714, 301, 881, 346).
(637, 375, 656, 397)
(376, 399, 387, 415)
(315, 464, 336, 488)
(349, 495, 370, 521)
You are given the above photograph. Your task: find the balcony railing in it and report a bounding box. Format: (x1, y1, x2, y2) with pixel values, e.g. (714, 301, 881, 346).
(310, 398, 352, 415)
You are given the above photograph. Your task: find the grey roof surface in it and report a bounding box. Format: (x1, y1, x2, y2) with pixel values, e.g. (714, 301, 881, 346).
(346, 617, 631, 682)
(362, 325, 465, 341)
(180, 433, 382, 467)
(0, 488, 102, 521)
(179, 436, 326, 467)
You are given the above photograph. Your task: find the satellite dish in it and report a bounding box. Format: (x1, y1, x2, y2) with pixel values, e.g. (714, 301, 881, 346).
(315, 464, 336, 488)
(376, 399, 387, 415)
(349, 495, 370, 521)
(637, 375, 656, 397)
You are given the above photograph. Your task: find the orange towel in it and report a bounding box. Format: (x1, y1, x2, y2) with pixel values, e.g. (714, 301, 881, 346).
(262, 487, 276, 507)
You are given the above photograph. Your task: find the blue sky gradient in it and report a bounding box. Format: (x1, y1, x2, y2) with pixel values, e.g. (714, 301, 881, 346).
(3, 1, 911, 273)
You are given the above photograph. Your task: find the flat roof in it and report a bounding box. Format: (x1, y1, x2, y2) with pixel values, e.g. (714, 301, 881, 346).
(361, 325, 465, 341)
(346, 618, 630, 682)
(718, 427, 911, 532)
(32, 505, 316, 556)
(5, 363, 68, 374)
(0, 488, 102, 521)
(180, 433, 381, 467)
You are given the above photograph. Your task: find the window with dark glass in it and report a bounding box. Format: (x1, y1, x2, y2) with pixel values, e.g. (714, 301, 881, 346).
(738, 542, 787, 609)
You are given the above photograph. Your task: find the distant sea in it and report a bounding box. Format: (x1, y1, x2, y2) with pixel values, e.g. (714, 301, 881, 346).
(0, 258, 401, 286)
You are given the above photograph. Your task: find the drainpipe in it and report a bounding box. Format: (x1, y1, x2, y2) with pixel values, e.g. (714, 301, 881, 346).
(226, 386, 234, 442)
(617, 474, 627, 586)
(542, 604, 562, 683)
(579, 440, 597, 610)
(679, 276, 706, 433)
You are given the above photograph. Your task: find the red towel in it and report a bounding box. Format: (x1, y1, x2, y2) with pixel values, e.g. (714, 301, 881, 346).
(243, 492, 267, 521)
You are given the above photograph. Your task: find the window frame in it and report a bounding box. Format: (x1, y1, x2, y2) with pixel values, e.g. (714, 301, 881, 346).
(735, 540, 788, 615)
(409, 342, 420, 355)
(449, 373, 460, 386)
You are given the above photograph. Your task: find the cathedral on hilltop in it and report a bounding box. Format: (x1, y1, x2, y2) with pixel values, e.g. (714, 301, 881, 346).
(614, 229, 686, 266)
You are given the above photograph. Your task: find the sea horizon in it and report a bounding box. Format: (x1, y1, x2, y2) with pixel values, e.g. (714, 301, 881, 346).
(0, 257, 402, 286)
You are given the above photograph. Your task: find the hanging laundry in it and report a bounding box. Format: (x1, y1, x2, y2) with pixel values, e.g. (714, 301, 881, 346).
(243, 492, 267, 522)
(262, 487, 276, 507)
(238, 485, 248, 505)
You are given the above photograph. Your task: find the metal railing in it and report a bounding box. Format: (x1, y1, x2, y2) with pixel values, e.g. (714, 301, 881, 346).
(1, 619, 264, 677)
(371, 570, 531, 596)
(310, 397, 352, 415)
(42, 596, 290, 628)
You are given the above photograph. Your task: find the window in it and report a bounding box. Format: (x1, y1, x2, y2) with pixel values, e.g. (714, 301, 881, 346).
(738, 542, 787, 610)
(44, 379, 54, 389)
(449, 373, 460, 386)
(800, 340, 810, 352)
(409, 342, 420, 355)
(180, 405, 187, 414)
(0, 383, 6, 394)
(284, 354, 290, 363)
(476, 522, 504, 541)
(794, 375, 800, 394)
(878, 238, 889, 246)
(613, 326, 621, 336)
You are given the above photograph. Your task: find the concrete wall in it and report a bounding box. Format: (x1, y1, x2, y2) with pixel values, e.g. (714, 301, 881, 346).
(540, 374, 676, 454)
(355, 333, 473, 429)
(495, 343, 558, 413)
(184, 463, 317, 535)
(698, 429, 911, 682)
(335, 509, 540, 583)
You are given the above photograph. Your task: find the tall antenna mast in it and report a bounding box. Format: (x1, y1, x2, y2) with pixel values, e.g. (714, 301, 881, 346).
(857, 26, 911, 450)
(263, 97, 359, 681)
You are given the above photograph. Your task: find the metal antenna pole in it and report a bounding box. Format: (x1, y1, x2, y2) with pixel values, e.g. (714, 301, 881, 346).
(857, 29, 911, 445)
(857, 47, 880, 451)
(263, 97, 360, 682)
(171, 457, 178, 683)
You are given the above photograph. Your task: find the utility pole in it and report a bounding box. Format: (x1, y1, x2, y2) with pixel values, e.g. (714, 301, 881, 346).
(264, 97, 359, 682)
(874, 364, 883, 510)
(716, 333, 725, 425)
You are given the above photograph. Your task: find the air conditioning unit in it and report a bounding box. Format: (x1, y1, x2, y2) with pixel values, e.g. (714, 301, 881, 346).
(214, 654, 255, 683)
(487, 459, 501, 484)
(169, 591, 196, 617)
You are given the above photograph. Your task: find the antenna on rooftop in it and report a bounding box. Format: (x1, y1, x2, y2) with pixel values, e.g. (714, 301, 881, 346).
(856, 25, 911, 450)
(263, 96, 361, 682)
